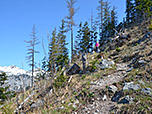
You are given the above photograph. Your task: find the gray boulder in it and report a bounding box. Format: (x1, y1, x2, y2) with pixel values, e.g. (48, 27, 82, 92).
(111, 91, 123, 102)
(144, 32, 151, 38)
(98, 59, 114, 70)
(137, 32, 151, 44)
(138, 80, 145, 85)
(56, 106, 64, 110)
(134, 60, 146, 68)
(118, 95, 133, 104)
(123, 82, 141, 91)
(126, 67, 133, 72)
(31, 99, 44, 108)
(108, 85, 118, 93)
(67, 63, 82, 75)
(141, 88, 152, 95)
(138, 60, 146, 64)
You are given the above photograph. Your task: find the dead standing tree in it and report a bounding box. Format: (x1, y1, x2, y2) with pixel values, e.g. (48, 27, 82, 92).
(65, 0, 79, 62)
(25, 24, 40, 87)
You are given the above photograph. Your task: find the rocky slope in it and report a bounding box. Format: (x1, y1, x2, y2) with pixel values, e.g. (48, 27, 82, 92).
(0, 21, 152, 114)
(76, 21, 152, 114)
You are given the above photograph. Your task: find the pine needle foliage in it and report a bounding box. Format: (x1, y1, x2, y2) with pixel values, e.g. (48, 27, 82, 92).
(136, 0, 152, 17)
(48, 28, 58, 75)
(56, 19, 69, 69)
(48, 20, 69, 75)
(0, 72, 11, 104)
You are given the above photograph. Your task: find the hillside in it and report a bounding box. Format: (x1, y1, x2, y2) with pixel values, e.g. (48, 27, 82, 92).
(0, 20, 152, 114)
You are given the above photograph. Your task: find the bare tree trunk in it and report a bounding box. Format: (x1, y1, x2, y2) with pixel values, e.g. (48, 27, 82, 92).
(25, 24, 39, 87)
(82, 53, 87, 74)
(31, 64, 34, 87)
(32, 43, 34, 87)
(71, 25, 73, 63)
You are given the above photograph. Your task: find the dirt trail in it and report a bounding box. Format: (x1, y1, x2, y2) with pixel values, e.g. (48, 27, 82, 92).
(76, 63, 129, 114)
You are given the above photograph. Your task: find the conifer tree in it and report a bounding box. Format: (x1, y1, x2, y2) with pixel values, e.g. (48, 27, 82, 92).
(97, 1, 118, 49)
(56, 19, 69, 69)
(65, 0, 79, 62)
(126, 0, 136, 26)
(75, 21, 97, 54)
(48, 28, 58, 75)
(102, 1, 111, 38)
(25, 24, 39, 87)
(97, 0, 104, 39)
(90, 30, 98, 53)
(109, 6, 118, 37)
(80, 21, 91, 53)
(134, 0, 143, 22)
(75, 22, 82, 55)
(0, 72, 10, 103)
(90, 12, 98, 54)
(136, 0, 152, 18)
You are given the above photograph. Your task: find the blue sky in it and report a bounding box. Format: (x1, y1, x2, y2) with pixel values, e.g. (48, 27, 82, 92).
(0, 0, 125, 70)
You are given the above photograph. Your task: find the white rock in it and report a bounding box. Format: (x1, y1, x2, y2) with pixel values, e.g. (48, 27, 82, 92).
(74, 99, 79, 104)
(72, 104, 77, 108)
(108, 85, 118, 93)
(102, 94, 107, 101)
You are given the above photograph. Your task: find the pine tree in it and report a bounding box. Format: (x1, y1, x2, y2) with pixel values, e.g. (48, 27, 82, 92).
(80, 21, 91, 53)
(56, 19, 69, 69)
(126, 0, 136, 26)
(97, 0, 104, 39)
(109, 6, 118, 37)
(25, 24, 40, 87)
(136, 0, 152, 18)
(75, 22, 82, 55)
(65, 0, 79, 62)
(134, 0, 143, 22)
(90, 12, 98, 54)
(102, 1, 111, 38)
(0, 72, 10, 103)
(90, 30, 98, 53)
(48, 28, 58, 75)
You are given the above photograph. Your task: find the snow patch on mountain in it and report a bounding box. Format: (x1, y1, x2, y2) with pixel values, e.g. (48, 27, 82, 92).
(0, 65, 42, 76)
(0, 65, 43, 92)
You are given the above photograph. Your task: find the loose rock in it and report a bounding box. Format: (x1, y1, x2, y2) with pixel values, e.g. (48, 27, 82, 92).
(141, 88, 152, 95)
(123, 82, 141, 91)
(31, 99, 44, 108)
(98, 59, 114, 70)
(111, 91, 123, 102)
(67, 63, 81, 75)
(118, 95, 133, 104)
(108, 85, 118, 93)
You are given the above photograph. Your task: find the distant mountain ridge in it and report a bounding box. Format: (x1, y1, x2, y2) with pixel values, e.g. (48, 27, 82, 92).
(0, 65, 42, 92)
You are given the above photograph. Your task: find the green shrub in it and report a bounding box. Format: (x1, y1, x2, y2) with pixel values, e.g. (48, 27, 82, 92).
(149, 21, 152, 31)
(92, 73, 101, 78)
(116, 47, 121, 52)
(135, 43, 139, 46)
(82, 75, 86, 79)
(88, 92, 94, 98)
(90, 60, 98, 65)
(82, 88, 87, 92)
(53, 75, 66, 89)
(91, 65, 97, 70)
